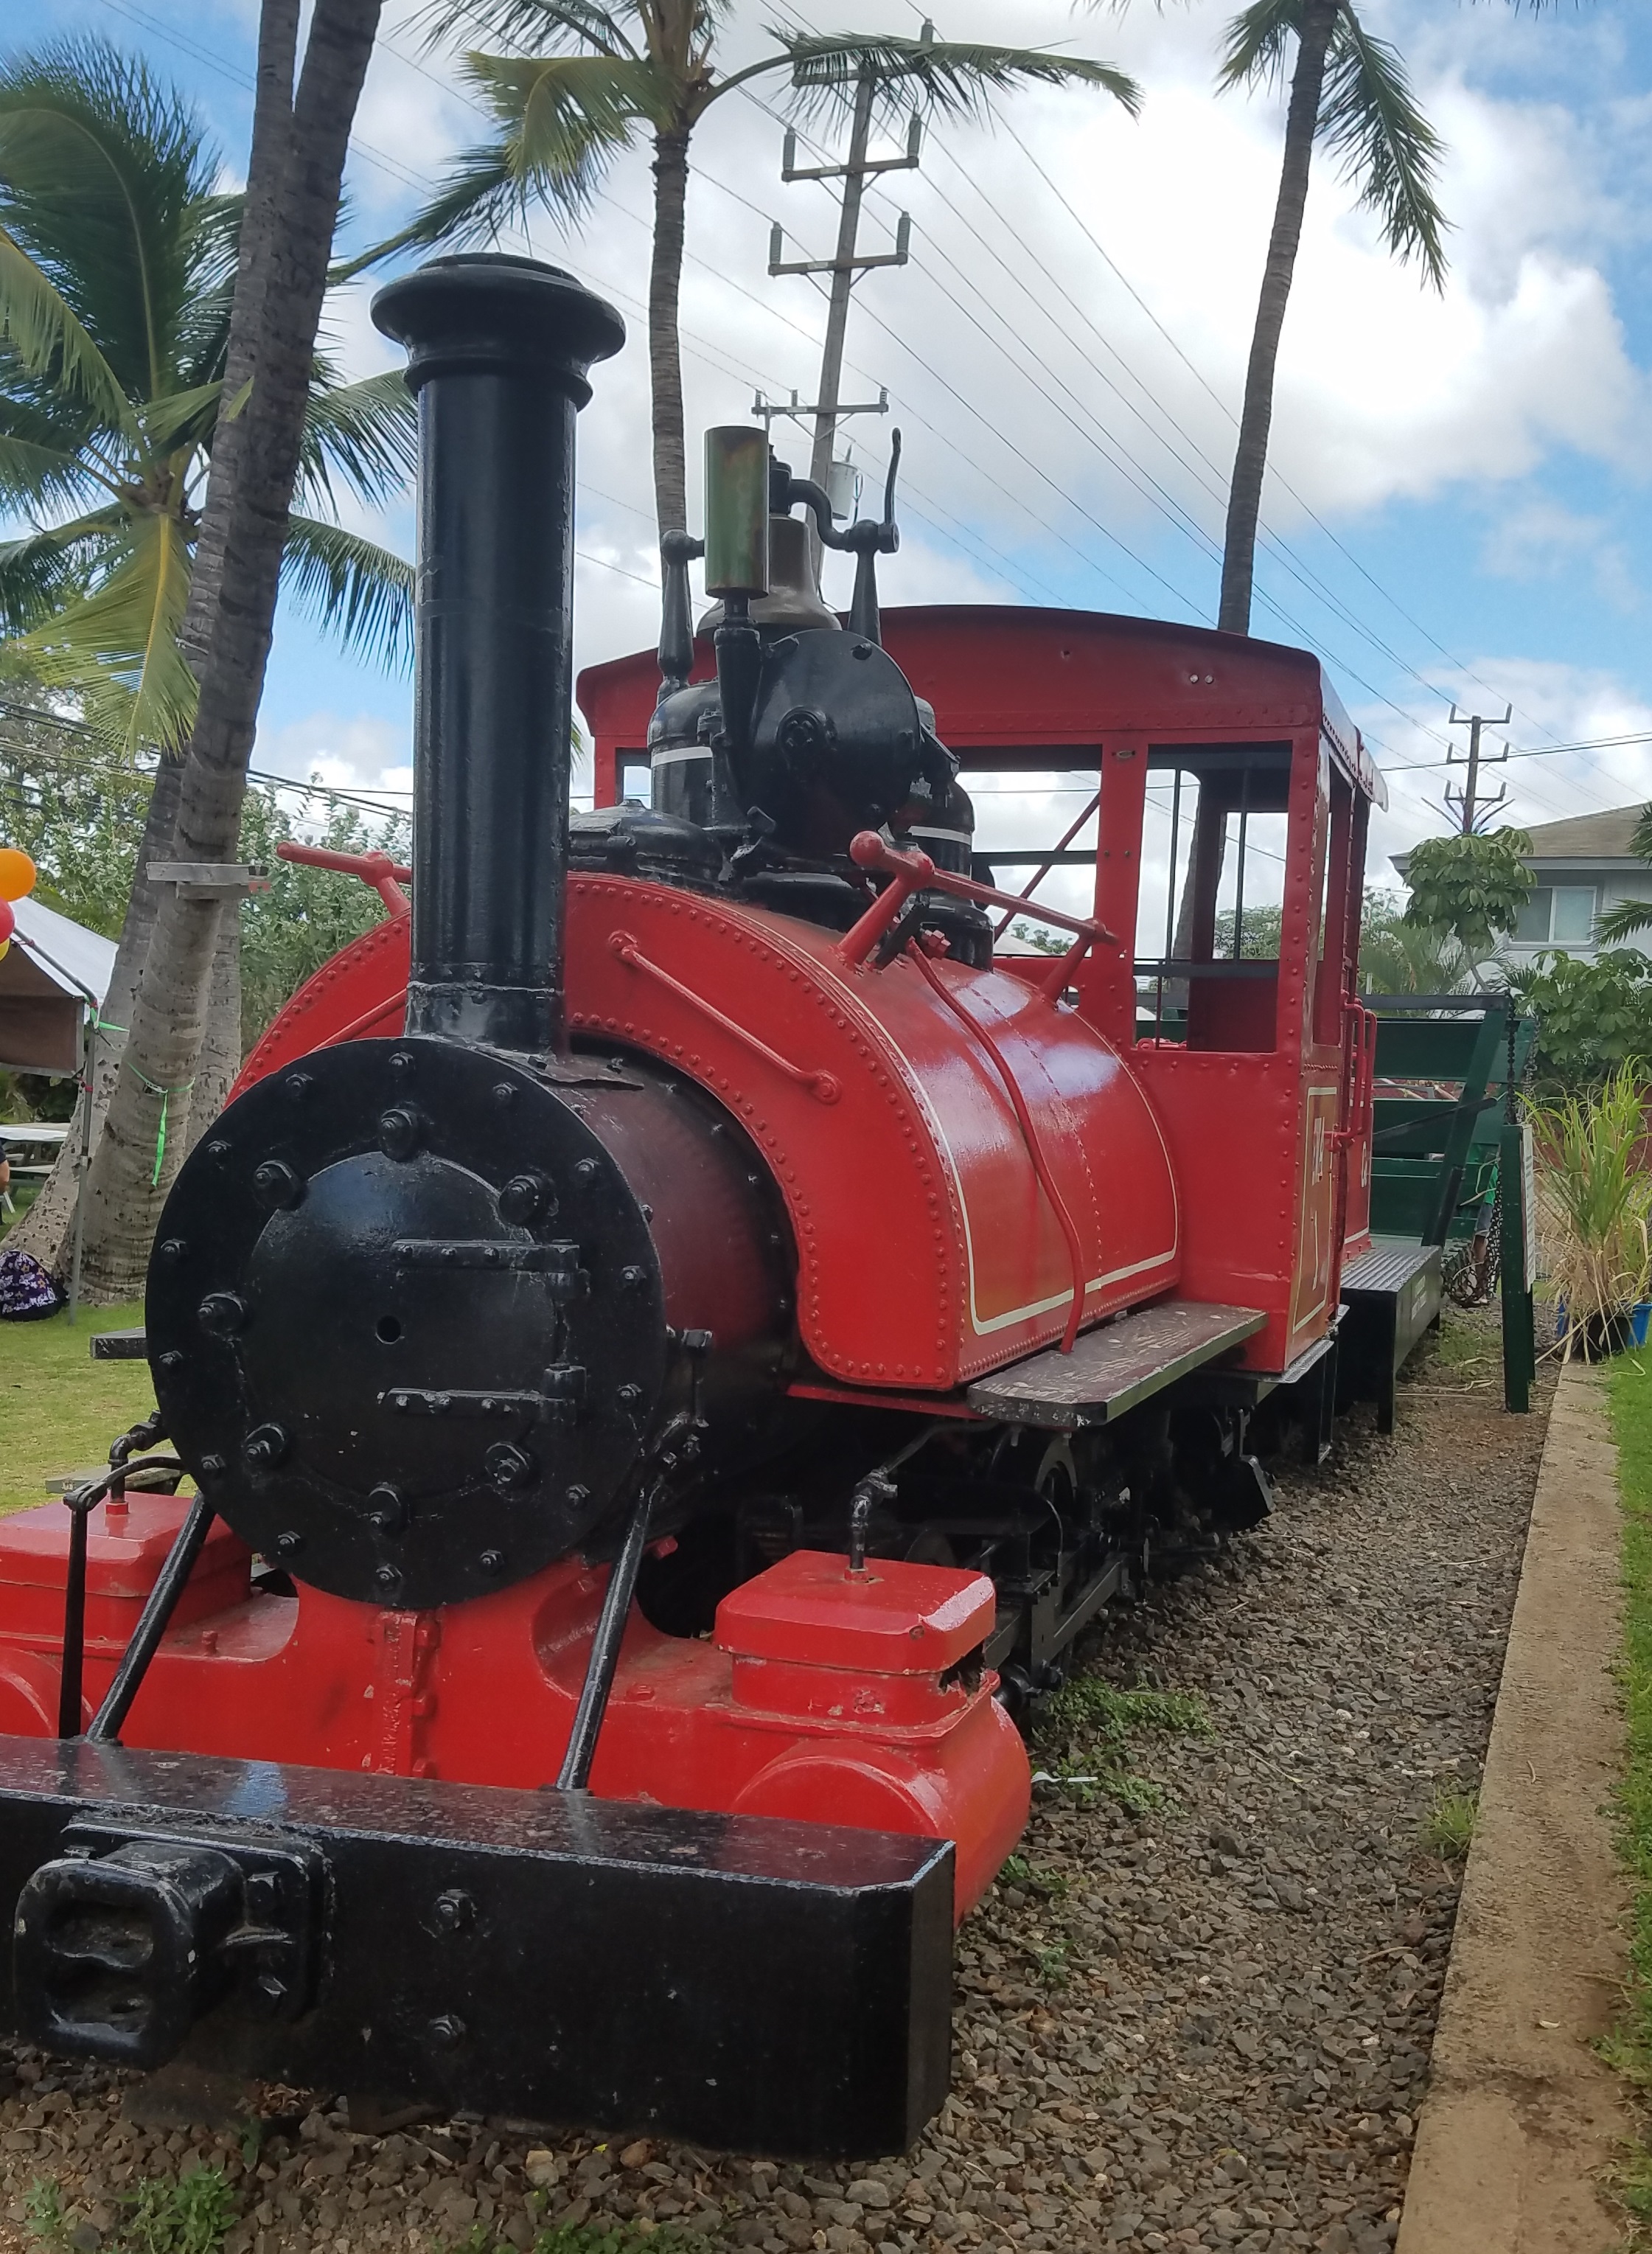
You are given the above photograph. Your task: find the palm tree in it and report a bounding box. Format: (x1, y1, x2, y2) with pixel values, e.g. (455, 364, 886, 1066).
(1202, 0, 1449, 633)
(0, 41, 412, 749)
(0, 36, 411, 1274)
(1161, 0, 1587, 636)
(359, 5, 1140, 533)
(79, 0, 386, 1301)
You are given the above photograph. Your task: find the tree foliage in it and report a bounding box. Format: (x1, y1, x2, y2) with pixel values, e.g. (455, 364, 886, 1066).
(0, 38, 413, 758)
(0, 674, 146, 933)
(366, 3, 1137, 532)
(237, 790, 407, 1050)
(0, 683, 405, 1055)
(1358, 886, 1475, 994)
(1401, 829, 1533, 962)
(1508, 948, 1652, 1094)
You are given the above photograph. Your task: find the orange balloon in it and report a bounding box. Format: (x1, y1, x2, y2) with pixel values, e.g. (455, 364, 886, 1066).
(0, 846, 35, 902)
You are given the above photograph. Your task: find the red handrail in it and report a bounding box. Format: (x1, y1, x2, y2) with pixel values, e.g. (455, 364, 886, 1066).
(838, 831, 1115, 1001)
(276, 841, 411, 919)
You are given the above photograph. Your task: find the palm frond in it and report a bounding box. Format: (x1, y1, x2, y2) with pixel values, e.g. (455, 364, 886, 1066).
(0, 39, 222, 407)
(466, 51, 671, 206)
(132, 375, 226, 459)
(1216, 0, 1303, 95)
(282, 515, 414, 671)
(0, 221, 131, 432)
(769, 34, 1141, 125)
(340, 49, 666, 279)
(1322, 6, 1448, 288)
(170, 192, 239, 390)
(334, 143, 531, 280)
(416, 0, 639, 60)
(1597, 897, 1652, 947)
(296, 370, 417, 512)
(0, 429, 102, 514)
(18, 508, 196, 756)
(0, 521, 98, 635)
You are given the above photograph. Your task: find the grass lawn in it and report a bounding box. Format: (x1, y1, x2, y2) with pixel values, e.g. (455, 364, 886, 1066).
(0, 1302, 153, 1517)
(1605, 1354, 1652, 2235)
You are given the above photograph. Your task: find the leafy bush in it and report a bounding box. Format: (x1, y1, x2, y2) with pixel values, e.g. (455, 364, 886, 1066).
(1401, 829, 1533, 960)
(1510, 949, 1652, 1092)
(1359, 886, 1477, 995)
(237, 786, 408, 1049)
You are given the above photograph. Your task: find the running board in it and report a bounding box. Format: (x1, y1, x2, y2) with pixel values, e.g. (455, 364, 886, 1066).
(965, 1300, 1267, 1430)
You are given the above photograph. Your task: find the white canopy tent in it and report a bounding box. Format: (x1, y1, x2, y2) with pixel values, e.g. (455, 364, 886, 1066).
(0, 896, 116, 1075)
(1, 897, 118, 1321)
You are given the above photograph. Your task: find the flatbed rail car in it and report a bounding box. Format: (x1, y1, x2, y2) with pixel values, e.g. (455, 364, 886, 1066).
(1336, 996, 1536, 1430)
(0, 254, 1408, 2155)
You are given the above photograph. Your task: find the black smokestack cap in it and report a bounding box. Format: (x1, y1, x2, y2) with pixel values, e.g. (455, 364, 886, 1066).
(372, 254, 625, 1055)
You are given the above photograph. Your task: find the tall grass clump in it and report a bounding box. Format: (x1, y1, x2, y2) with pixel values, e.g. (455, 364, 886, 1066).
(1530, 1062, 1652, 1361)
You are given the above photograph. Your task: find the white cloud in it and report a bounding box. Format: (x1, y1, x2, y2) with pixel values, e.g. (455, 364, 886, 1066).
(253, 711, 412, 803)
(1482, 499, 1639, 613)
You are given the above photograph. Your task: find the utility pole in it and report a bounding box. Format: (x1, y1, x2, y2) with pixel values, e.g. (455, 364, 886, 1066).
(766, 42, 923, 495)
(1445, 703, 1513, 834)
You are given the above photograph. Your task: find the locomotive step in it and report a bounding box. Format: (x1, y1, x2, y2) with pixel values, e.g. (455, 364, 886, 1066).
(963, 1299, 1267, 1430)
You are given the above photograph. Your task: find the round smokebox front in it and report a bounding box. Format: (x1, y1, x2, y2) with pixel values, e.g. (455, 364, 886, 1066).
(147, 1037, 668, 1608)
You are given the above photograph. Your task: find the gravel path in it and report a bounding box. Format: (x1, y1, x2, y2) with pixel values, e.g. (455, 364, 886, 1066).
(0, 1316, 1552, 2254)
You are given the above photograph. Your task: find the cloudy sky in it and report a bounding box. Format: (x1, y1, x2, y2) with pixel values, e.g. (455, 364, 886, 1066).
(21, 0, 1652, 897)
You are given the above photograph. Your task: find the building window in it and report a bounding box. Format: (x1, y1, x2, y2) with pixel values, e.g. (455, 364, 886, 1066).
(1513, 885, 1596, 944)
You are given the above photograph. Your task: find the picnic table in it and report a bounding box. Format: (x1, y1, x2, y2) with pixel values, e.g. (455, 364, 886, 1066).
(1, 1122, 67, 1217)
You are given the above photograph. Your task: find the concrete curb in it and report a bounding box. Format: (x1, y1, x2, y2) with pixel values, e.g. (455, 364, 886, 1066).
(1395, 1363, 1633, 2254)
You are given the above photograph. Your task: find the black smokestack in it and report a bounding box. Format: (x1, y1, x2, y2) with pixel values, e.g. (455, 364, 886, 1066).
(372, 254, 624, 1054)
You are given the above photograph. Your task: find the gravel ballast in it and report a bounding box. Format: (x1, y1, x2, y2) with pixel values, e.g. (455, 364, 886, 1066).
(0, 1326, 1552, 2254)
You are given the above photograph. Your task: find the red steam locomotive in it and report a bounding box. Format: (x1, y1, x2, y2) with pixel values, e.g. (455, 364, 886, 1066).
(0, 253, 1395, 2157)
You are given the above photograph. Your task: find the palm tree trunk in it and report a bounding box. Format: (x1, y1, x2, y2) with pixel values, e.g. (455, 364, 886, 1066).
(178, 0, 302, 682)
(6, 754, 182, 1276)
(649, 125, 691, 535)
(180, 905, 242, 1158)
(1218, 0, 1339, 636)
(81, 0, 383, 1301)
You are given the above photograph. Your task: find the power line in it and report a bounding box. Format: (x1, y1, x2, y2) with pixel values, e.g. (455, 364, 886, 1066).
(84, 0, 1623, 827)
(1381, 730, 1652, 774)
(880, 0, 1575, 758)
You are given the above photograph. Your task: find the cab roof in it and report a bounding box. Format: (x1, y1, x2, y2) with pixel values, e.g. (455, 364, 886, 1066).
(576, 603, 1384, 808)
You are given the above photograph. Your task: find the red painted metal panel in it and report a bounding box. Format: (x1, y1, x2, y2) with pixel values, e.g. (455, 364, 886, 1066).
(0, 1499, 1026, 1917)
(240, 875, 1179, 1389)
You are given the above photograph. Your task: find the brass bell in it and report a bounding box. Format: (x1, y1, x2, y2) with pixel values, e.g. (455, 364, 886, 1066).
(698, 514, 840, 635)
